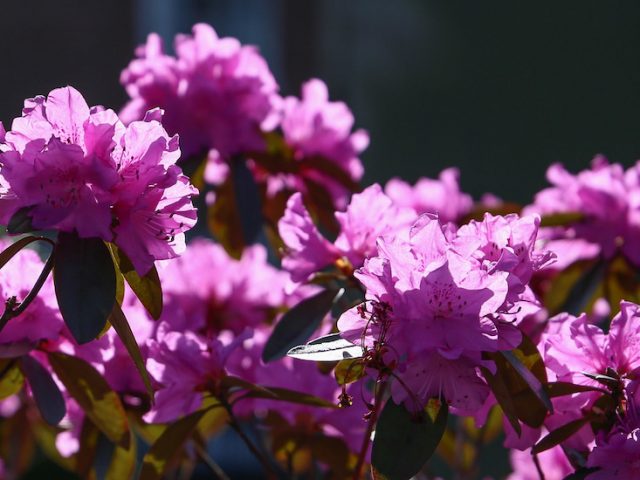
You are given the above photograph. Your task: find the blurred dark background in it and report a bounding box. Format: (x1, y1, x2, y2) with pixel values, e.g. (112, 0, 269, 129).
(1, 1, 640, 204)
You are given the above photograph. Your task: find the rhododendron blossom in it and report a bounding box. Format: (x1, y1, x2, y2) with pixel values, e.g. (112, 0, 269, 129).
(120, 23, 280, 158)
(0, 86, 197, 274)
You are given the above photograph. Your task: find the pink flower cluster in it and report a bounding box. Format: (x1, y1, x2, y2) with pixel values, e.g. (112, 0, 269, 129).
(0, 86, 197, 274)
(337, 212, 553, 413)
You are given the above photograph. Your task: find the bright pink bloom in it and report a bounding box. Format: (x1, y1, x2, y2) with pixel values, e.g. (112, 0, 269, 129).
(385, 168, 473, 224)
(0, 86, 198, 275)
(587, 410, 640, 479)
(0, 240, 62, 346)
(121, 23, 280, 158)
(508, 445, 573, 480)
(524, 156, 640, 268)
(278, 185, 416, 282)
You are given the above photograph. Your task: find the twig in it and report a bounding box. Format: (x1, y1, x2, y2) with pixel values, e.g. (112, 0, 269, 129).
(352, 379, 387, 480)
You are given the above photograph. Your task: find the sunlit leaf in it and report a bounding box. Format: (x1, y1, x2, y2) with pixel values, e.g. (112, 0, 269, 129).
(0, 359, 24, 399)
(372, 399, 448, 480)
(287, 333, 364, 362)
(139, 407, 212, 480)
(544, 259, 604, 316)
(54, 232, 116, 344)
(604, 255, 640, 313)
(109, 302, 154, 401)
(108, 243, 162, 320)
(262, 288, 343, 363)
(532, 416, 592, 454)
(335, 358, 365, 385)
(105, 431, 136, 480)
(48, 352, 129, 448)
(19, 355, 65, 425)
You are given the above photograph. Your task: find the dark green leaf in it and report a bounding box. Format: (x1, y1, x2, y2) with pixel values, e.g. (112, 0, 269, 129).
(48, 352, 129, 448)
(139, 407, 211, 480)
(53, 233, 116, 344)
(262, 288, 343, 363)
(480, 365, 521, 435)
(502, 350, 553, 413)
(545, 382, 604, 398)
(372, 400, 448, 480)
(287, 333, 364, 362)
(241, 385, 337, 408)
(109, 302, 154, 401)
(19, 355, 66, 425)
(544, 259, 605, 316)
(94, 433, 115, 480)
(532, 416, 592, 454)
(7, 207, 35, 234)
(604, 255, 640, 312)
(540, 212, 584, 227)
(208, 158, 262, 258)
(108, 243, 162, 320)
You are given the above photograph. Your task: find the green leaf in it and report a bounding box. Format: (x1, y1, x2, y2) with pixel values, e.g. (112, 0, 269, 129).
(6, 206, 35, 234)
(208, 158, 263, 258)
(248, 385, 337, 408)
(94, 432, 115, 480)
(0, 360, 24, 399)
(53, 232, 116, 344)
(532, 416, 592, 454)
(139, 407, 211, 480)
(334, 358, 365, 385)
(262, 288, 343, 363)
(545, 381, 604, 398)
(19, 355, 66, 425)
(372, 399, 448, 480)
(109, 302, 154, 401)
(287, 333, 364, 362)
(484, 334, 551, 429)
(105, 431, 136, 480)
(108, 243, 162, 320)
(604, 255, 640, 312)
(48, 352, 129, 448)
(544, 259, 605, 316)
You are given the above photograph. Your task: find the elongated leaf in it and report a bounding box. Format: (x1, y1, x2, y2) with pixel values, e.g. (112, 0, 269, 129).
(54, 233, 116, 344)
(94, 433, 115, 480)
(480, 365, 521, 435)
(139, 407, 211, 480)
(109, 302, 154, 401)
(108, 243, 162, 320)
(372, 400, 448, 480)
(484, 334, 551, 429)
(545, 382, 604, 398)
(540, 212, 584, 227)
(106, 431, 136, 480)
(262, 288, 343, 363)
(287, 333, 364, 362)
(19, 355, 66, 425)
(242, 385, 337, 408)
(6, 206, 35, 234)
(544, 259, 605, 316)
(532, 417, 592, 454)
(48, 352, 129, 448)
(208, 159, 262, 258)
(604, 255, 640, 312)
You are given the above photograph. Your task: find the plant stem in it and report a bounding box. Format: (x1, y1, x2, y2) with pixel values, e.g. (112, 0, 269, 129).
(193, 442, 231, 480)
(352, 379, 387, 480)
(533, 452, 546, 480)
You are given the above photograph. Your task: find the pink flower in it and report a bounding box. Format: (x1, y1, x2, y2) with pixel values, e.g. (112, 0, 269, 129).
(0, 240, 62, 346)
(384, 168, 473, 224)
(524, 156, 640, 268)
(275, 79, 368, 208)
(0, 86, 198, 275)
(508, 445, 573, 480)
(120, 23, 280, 158)
(278, 185, 416, 282)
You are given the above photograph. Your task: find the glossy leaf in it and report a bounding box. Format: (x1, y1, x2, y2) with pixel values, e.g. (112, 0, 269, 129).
(208, 158, 262, 258)
(287, 333, 364, 362)
(19, 355, 66, 425)
(532, 417, 592, 454)
(545, 381, 604, 398)
(48, 352, 129, 448)
(109, 302, 154, 401)
(262, 288, 343, 363)
(6, 206, 35, 234)
(139, 407, 212, 480)
(372, 399, 448, 480)
(108, 243, 162, 320)
(53, 232, 116, 344)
